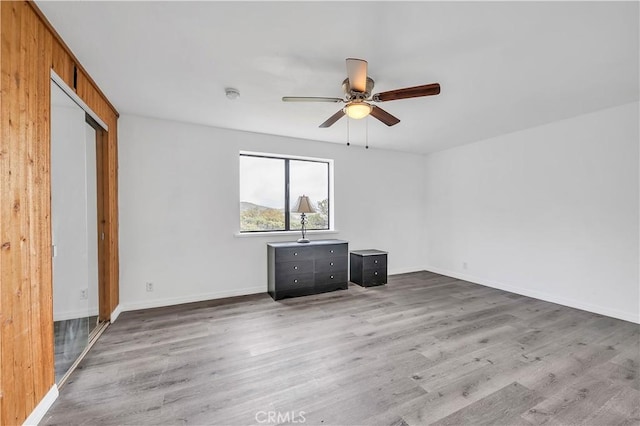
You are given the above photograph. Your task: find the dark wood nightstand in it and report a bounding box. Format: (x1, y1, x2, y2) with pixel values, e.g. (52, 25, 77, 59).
(350, 249, 388, 287)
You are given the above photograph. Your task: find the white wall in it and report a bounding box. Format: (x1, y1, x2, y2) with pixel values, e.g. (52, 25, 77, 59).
(118, 114, 426, 310)
(119, 103, 639, 322)
(424, 102, 639, 323)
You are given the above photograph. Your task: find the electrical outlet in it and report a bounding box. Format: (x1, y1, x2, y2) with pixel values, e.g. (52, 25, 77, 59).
(80, 289, 88, 300)
(462, 262, 468, 270)
(146, 282, 154, 292)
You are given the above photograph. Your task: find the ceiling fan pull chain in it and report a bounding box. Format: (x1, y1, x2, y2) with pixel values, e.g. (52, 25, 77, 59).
(365, 117, 369, 149)
(346, 117, 350, 146)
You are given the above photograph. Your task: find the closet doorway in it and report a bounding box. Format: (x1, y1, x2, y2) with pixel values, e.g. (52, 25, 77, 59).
(50, 75, 109, 386)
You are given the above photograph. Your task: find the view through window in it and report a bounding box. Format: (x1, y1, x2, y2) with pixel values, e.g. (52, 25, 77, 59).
(240, 153, 331, 232)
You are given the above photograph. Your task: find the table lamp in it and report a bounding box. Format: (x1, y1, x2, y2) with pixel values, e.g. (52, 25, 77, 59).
(293, 195, 315, 243)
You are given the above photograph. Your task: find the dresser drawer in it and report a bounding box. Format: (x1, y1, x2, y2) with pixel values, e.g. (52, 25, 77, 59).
(314, 256, 347, 273)
(276, 272, 315, 290)
(275, 247, 316, 262)
(363, 255, 387, 270)
(275, 260, 314, 275)
(315, 271, 348, 287)
(314, 244, 348, 259)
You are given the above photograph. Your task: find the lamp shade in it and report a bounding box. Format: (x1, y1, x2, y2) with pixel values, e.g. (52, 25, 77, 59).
(293, 195, 315, 214)
(344, 102, 372, 119)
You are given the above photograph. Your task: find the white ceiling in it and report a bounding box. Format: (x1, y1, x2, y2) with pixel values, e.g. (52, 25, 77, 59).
(37, 1, 639, 154)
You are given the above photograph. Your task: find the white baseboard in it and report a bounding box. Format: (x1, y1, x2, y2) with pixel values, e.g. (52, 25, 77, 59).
(424, 265, 640, 324)
(23, 385, 58, 426)
(389, 266, 427, 276)
(119, 286, 266, 313)
(110, 304, 123, 322)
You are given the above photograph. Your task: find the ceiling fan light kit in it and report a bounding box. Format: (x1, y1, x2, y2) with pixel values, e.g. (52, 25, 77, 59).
(344, 102, 372, 119)
(283, 58, 440, 128)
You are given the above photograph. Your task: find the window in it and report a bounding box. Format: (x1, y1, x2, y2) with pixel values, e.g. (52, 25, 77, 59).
(240, 152, 331, 232)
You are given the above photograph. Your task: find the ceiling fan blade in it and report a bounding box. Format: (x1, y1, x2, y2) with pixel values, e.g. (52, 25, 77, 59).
(346, 58, 368, 93)
(370, 106, 400, 126)
(319, 109, 346, 128)
(282, 96, 343, 103)
(373, 83, 441, 102)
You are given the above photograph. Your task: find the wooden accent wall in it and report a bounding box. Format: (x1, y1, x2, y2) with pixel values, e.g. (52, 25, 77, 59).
(0, 2, 119, 424)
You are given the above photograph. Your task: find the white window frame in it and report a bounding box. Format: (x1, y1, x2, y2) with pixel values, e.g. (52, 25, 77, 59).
(236, 151, 336, 237)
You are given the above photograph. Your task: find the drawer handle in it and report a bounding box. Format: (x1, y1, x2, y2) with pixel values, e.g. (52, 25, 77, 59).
(374, 272, 378, 275)
(330, 275, 334, 279)
(294, 266, 298, 270)
(294, 252, 298, 256)
(294, 279, 298, 283)
(330, 262, 334, 266)
(330, 250, 334, 253)
(374, 260, 378, 264)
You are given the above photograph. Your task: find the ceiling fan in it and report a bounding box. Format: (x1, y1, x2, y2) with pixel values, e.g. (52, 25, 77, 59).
(282, 58, 440, 128)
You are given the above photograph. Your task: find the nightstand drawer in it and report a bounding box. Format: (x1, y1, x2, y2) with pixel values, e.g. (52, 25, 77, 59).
(362, 268, 387, 286)
(275, 260, 314, 275)
(314, 257, 347, 273)
(363, 255, 387, 270)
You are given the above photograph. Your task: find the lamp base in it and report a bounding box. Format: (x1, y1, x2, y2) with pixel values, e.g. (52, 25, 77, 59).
(297, 238, 310, 243)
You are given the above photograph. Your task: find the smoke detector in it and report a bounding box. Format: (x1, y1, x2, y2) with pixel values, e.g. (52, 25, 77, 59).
(225, 88, 240, 100)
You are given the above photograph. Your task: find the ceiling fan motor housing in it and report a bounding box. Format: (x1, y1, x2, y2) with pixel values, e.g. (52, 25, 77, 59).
(342, 77, 375, 100)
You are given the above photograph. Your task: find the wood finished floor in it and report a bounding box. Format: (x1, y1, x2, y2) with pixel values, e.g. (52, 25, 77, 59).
(43, 271, 640, 426)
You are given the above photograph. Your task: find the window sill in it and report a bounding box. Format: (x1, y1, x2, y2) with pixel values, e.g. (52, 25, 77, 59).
(234, 229, 340, 238)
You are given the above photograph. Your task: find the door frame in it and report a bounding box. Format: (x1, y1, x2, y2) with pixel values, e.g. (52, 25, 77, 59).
(51, 71, 110, 323)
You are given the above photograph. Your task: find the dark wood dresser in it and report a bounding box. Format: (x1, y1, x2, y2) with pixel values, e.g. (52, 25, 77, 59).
(267, 239, 348, 300)
(350, 249, 388, 287)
